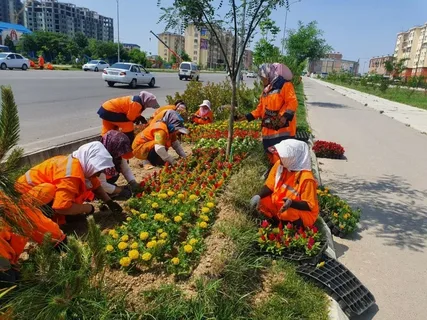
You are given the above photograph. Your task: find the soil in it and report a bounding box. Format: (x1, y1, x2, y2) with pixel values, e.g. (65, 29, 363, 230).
(252, 262, 286, 306)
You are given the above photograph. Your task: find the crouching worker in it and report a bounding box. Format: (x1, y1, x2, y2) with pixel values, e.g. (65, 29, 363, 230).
(99, 130, 139, 200)
(132, 110, 188, 169)
(97, 91, 160, 143)
(16, 142, 123, 230)
(191, 100, 213, 125)
(249, 139, 319, 228)
(150, 100, 187, 123)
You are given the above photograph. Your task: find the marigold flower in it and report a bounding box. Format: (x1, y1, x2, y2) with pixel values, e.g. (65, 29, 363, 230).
(157, 239, 166, 246)
(189, 194, 198, 201)
(152, 202, 159, 209)
(206, 202, 215, 208)
(140, 232, 149, 240)
(174, 216, 183, 223)
(118, 242, 128, 250)
(112, 233, 119, 239)
(199, 221, 208, 229)
(146, 241, 157, 249)
(167, 191, 175, 197)
(189, 238, 198, 246)
(119, 257, 131, 267)
(108, 229, 117, 236)
(126, 217, 132, 222)
(140, 213, 148, 220)
(154, 213, 164, 221)
(178, 194, 185, 200)
(160, 232, 168, 239)
(130, 242, 139, 249)
(130, 209, 139, 215)
(128, 249, 139, 260)
(171, 257, 180, 265)
(184, 244, 193, 253)
(200, 215, 209, 222)
(105, 245, 114, 252)
(141, 252, 152, 261)
(158, 193, 168, 199)
(179, 212, 184, 216)
(121, 235, 129, 242)
(172, 199, 178, 204)
(201, 207, 210, 214)
(157, 228, 164, 234)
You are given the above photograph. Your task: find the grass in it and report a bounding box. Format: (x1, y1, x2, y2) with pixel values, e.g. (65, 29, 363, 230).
(296, 83, 310, 132)
(324, 79, 427, 111)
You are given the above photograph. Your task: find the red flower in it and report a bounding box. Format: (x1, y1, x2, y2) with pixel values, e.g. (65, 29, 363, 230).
(301, 232, 307, 239)
(261, 220, 270, 228)
(298, 227, 304, 234)
(278, 221, 283, 230)
(261, 235, 266, 241)
(311, 226, 318, 233)
(268, 233, 276, 241)
(307, 237, 315, 250)
(286, 222, 293, 230)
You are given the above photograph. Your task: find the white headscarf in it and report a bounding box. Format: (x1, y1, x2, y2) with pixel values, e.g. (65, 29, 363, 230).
(72, 141, 114, 178)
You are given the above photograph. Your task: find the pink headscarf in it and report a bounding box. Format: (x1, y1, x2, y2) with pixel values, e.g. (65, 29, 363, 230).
(139, 91, 159, 109)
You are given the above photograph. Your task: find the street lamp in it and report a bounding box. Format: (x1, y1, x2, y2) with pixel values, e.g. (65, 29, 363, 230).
(280, 0, 301, 55)
(116, 0, 120, 62)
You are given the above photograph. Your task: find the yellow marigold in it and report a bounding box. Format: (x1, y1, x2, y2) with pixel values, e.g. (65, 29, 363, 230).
(108, 229, 117, 236)
(105, 245, 114, 252)
(120, 226, 127, 230)
(206, 202, 215, 208)
(171, 257, 180, 265)
(172, 199, 179, 204)
(199, 221, 208, 229)
(184, 244, 193, 253)
(119, 257, 131, 267)
(167, 191, 175, 197)
(177, 194, 185, 200)
(112, 233, 119, 239)
(189, 195, 198, 201)
(130, 209, 139, 215)
(126, 217, 132, 222)
(157, 239, 166, 246)
(141, 252, 152, 261)
(333, 212, 339, 218)
(121, 235, 129, 242)
(158, 193, 168, 199)
(140, 213, 148, 220)
(189, 238, 198, 246)
(154, 213, 164, 221)
(339, 224, 345, 230)
(201, 207, 210, 214)
(146, 240, 157, 249)
(128, 249, 139, 260)
(146, 199, 152, 204)
(174, 216, 183, 223)
(160, 232, 168, 239)
(200, 215, 209, 222)
(343, 213, 350, 220)
(179, 212, 185, 217)
(151, 236, 157, 241)
(152, 202, 159, 209)
(139, 232, 149, 240)
(118, 242, 128, 250)
(157, 228, 164, 234)
(130, 242, 139, 249)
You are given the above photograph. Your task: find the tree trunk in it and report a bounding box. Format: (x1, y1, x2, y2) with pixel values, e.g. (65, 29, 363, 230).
(226, 78, 237, 156)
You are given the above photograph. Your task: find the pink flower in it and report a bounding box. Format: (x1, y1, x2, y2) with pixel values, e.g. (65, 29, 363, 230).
(307, 237, 315, 250)
(286, 222, 293, 230)
(268, 233, 276, 241)
(312, 226, 318, 233)
(261, 220, 270, 228)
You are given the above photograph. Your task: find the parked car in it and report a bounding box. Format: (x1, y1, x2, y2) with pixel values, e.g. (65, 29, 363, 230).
(82, 60, 109, 72)
(246, 71, 257, 78)
(0, 52, 30, 70)
(179, 62, 200, 81)
(102, 63, 156, 88)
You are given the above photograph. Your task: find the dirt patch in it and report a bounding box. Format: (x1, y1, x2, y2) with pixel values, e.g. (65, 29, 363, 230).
(252, 263, 286, 306)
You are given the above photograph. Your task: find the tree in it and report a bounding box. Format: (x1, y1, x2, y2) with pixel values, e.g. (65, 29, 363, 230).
(129, 48, 147, 66)
(171, 50, 191, 64)
(73, 32, 89, 56)
(158, 0, 290, 155)
(384, 57, 407, 79)
(4, 36, 16, 53)
(259, 16, 280, 41)
(285, 21, 332, 65)
(253, 38, 281, 66)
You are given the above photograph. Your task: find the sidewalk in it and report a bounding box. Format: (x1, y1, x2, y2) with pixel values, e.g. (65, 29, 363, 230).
(311, 78, 427, 134)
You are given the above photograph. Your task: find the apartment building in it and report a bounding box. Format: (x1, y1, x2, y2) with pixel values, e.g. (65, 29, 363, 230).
(0, 0, 23, 24)
(24, 0, 113, 41)
(309, 52, 359, 75)
(369, 55, 393, 75)
(123, 43, 141, 51)
(394, 23, 427, 77)
(157, 32, 184, 62)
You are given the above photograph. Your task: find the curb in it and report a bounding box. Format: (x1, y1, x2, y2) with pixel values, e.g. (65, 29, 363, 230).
(18, 134, 100, 167)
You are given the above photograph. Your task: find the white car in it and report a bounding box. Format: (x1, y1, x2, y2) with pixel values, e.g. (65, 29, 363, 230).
(246, 72, 257, 78)
(82, 60, 109, 72)
(0, 52, 30, 70)
(102, 62, 156, 88)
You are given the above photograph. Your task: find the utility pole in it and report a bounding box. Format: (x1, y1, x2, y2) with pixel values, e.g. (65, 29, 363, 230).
(116, 0, 120, 62)
(236, 0, 246, 87)
(280, 0, 301, 55)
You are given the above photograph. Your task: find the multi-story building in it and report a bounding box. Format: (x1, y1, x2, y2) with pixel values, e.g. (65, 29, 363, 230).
(122, 43, 141, 51)
(24, 0, 113, 41)
(394, 23, 427, 77)
(0, 0, 23, 24)
(369, 55, 393, 75)
(308, 52, 359, 75)
(157, 32, 184, 62)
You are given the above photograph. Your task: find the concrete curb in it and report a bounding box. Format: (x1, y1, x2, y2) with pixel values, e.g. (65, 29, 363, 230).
(18, 134, 100, 167)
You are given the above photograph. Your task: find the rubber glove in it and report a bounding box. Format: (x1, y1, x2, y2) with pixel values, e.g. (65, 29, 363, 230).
(106, 200, 123, 214)
(250, 195, 261, 209)
(117, 186, 132, 200)
(128, 180, 139, 192)
(280, 198, 292, 212)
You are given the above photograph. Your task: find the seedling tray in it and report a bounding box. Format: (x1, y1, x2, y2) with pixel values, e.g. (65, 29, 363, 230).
(296, 254, 375, 317)
(296, 130, 311, 142)
(320, 211, 347, 238)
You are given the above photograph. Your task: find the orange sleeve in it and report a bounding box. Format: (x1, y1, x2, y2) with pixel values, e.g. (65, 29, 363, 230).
(126, 101, 143, 121)
(300, 179, 318, 211)
(280, 82, 298, 116)
(208, 111, 214, 123)
(52, 177, 81, 210)
(265, 161, 281, 191)
(90, 177, 101, 190)
(250, 97, 264, 119)
(153, 129, 167, 146)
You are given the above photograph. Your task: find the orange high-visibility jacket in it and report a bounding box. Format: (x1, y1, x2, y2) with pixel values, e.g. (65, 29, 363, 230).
(133, 121, 177, 150)
(98, 96, 145, 122)
(192, 109, 213, 125)
(151, 105, 176, 122)
(0, 229, 27, 266)
(263, 160, 319, 227)
(249, 81, 298, 140)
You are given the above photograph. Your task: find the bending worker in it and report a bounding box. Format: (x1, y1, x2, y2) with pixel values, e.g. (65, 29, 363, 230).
(97, 91, 160, 142)
(150, 100, 187, 123)
(191, 100, 213, 125)
(16, 142, 123, 236)
(250, 139, 319, 228)
(132, 110, 188, 169)
(245, 63, 297, 165)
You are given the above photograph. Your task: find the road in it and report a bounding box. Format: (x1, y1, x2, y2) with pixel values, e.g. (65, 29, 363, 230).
(304, 78, 427, 320)
(0, 70, 231, 153)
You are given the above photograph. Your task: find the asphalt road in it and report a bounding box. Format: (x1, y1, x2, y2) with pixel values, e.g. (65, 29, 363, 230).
(0, 70, 232, 153)
(304, 78, 427, 320)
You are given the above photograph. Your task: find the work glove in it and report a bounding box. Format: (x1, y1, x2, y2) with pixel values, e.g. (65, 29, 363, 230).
(250, 195, 261, 210)
(106, 200, 123, 214)
(280, 198, 292, 212)
(117, 186, 132, 200)
(129, 180, 140, 192)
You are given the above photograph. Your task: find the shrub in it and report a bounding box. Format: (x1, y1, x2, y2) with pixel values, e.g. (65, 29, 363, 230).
(312, 140, 345, 159)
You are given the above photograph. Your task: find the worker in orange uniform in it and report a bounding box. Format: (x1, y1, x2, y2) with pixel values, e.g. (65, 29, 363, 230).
(250, 139, 319, 228)
(0, 226, 28, 285)
(245, 63, 298, 166)
(150, 100, 187, 123)
(15, 142, 123, 240)
(97, 91, 160, 143)
(132, 110, 188, 169)
(191, 100, 213, 125)
(38, 55, 45, 69)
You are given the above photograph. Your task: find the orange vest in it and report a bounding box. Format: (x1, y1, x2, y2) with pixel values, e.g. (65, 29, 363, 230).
(251, 81, 298, 139)
(193, 109, 213, 125)
(0, 228, 27, 266)
(151, 105, 176, 123)
(270, 163, 319, 227)
(133, 121, 175, 149)
(101, 96, 144, 122)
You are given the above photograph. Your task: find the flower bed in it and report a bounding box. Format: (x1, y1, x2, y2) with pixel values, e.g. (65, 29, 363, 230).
(312, 140, 345, 159)
(317, 187, 360, 236)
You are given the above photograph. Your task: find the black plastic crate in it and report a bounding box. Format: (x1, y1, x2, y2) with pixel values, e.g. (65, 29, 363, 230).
(296, 130, 311, 142)
(296, 254, 376, 317)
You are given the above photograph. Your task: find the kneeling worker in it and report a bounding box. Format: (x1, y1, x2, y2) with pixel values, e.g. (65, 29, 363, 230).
(150, 100, 187, 123)
(191, 100, 213, 125)
(250, 139, 319, 227)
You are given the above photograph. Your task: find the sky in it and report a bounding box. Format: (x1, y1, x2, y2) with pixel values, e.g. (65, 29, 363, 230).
(67, 0, 427, 73)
